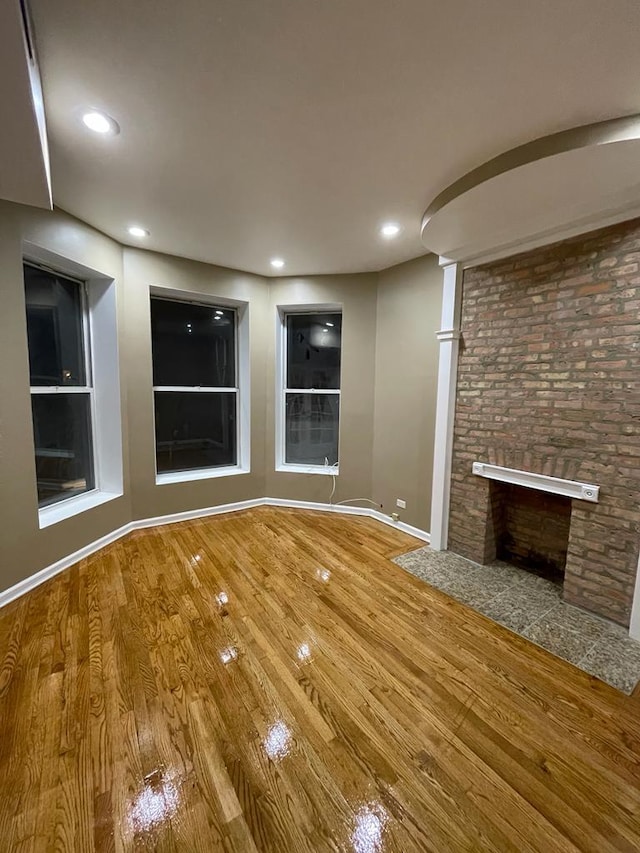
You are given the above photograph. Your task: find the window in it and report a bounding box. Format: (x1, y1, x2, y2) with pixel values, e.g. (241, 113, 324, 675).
(23, 246, 123, 529)
(278, 309, 342, 471)
(151, 296, 240, 478)
(24, 263, 96, 508)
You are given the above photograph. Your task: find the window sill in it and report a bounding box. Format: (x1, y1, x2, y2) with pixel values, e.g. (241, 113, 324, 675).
(275, 464, 339, 476)
(156, 465, 250, 486)
(38, 490, 123, 529)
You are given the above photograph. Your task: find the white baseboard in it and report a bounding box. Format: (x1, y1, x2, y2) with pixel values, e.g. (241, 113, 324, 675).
(264, 497, 367, 514)
(0, 497, 430, 611)
(0, 521, 134, 610)
(375, 513, 431, 543)
(132, 497, 267, 530)
(263, 497, 430, 543)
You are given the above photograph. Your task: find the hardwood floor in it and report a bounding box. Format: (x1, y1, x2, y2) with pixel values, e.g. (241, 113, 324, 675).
(1, 507, 639, 851)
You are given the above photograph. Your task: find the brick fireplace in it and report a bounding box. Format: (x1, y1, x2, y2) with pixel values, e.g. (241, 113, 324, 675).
(448, 218, 640, 626)
(491, 482, 571, 583)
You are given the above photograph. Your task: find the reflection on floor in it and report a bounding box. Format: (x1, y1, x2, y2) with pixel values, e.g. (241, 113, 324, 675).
(394, 546, 640, 694)
(2, 507, 640, 850)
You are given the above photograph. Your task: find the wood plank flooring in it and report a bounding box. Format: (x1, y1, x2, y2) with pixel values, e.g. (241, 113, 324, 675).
(1, 506, 640, 851)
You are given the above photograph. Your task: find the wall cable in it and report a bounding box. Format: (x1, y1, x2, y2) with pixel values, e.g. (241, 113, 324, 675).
(325, 458, 382, 509)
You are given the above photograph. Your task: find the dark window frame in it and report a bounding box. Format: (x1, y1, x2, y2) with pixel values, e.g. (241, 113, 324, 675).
(150, 295, 240, 477)
(24, 261, 97, 509)
(280, 309, 342, 470)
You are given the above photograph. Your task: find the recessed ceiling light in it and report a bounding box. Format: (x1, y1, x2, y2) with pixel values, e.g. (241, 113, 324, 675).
(82, 110, 120, 135)
(270, 258, 285, 270)
(127, 226, 149, 238)
(380, 222, 401, 238)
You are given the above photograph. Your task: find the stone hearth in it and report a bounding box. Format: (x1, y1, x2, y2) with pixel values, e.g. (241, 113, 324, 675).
(394, 546, 640, 694)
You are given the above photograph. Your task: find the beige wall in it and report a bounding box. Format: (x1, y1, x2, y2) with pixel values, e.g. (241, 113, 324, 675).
(123, 247, 269, 520)
(0, 201, 443, 593)
(372, 254, 443, 531)
(0, 202, 131, 589)
(265, 274, 379, 505)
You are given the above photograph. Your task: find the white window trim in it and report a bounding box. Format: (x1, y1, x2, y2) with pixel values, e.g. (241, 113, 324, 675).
(23, 243, 124, 529)
(275, 303, 342, 476)
(150, 285, 250, 486)
(38, 489, 123, 529)
(155, 465, 247, 486)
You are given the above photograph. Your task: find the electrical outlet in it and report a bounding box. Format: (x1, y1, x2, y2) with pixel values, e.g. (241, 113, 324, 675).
(396, 498, 406, 509)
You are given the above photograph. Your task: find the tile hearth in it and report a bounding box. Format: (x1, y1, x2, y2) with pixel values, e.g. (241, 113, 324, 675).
(394, 546, 640, 694)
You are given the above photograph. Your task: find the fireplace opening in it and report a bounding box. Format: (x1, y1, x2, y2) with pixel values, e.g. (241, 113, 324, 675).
(489, 482, 571, 584)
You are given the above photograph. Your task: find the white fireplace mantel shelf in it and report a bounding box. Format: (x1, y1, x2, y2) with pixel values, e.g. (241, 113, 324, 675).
(471, 462, 600, 503)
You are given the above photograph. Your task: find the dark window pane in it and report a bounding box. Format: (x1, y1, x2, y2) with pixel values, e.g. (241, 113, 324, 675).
(286, 313, 341, 390)
(155, 392, 237, 473)
(151, 299, 235, 387)
(285, 393, 339, 466)
(31, 394, 94, 507)
(24, 264, 86, 386)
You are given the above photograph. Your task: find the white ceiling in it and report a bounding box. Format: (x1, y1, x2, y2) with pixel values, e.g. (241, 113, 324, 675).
(25, 0, 640, 275)
(424, 139, 640, 264)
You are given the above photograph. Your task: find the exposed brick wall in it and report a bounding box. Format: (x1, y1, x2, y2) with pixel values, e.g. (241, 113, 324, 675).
(448, 218, 640, 625)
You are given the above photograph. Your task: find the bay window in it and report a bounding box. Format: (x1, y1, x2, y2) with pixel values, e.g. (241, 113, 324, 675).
(24, 263, 96, 508)
(277, 308, 342, 472)
(151, 295, 243, 481)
